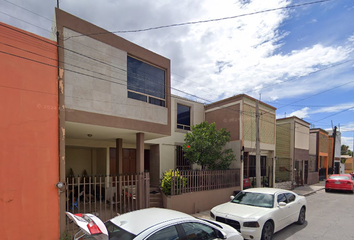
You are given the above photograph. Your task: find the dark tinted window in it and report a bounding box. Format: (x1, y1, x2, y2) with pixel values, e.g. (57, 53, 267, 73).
(277, 193, 287, 203)
(177, 104, 191, 130)
(285, 193, 295, 203)
(181, 222, 218, 240)
(147, 225, 180, 240)
(127, 91, 147, 102)
(104, 221, 136, 240)
(127, 56, 165, 99)
(149, 96, 165, 107)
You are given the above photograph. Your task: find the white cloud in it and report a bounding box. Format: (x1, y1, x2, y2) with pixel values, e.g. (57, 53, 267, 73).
(312, 103, 354, 114)
(289, 107, 310, 119)
(341, 136, 353, 151)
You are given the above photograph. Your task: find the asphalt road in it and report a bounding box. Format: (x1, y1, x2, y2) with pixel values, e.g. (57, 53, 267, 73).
(273, 189, 354, 240)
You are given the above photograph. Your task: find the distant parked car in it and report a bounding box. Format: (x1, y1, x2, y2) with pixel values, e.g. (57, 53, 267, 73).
(243, 177, 251, 189)
(325, 174, 354, 193)
(210, 188, 307, 240)
(66, 208, 243, 240)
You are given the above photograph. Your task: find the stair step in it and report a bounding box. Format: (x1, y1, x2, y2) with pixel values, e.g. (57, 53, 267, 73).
(149, 188, 163, 208)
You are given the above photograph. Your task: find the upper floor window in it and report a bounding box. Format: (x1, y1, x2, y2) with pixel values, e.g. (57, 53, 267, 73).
(177, 104, 191, 130)
(127, 56, 165, 107)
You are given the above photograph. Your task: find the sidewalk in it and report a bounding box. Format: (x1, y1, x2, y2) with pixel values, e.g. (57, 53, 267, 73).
(192, 181, 325, 219)
(292, 181, 325, 196)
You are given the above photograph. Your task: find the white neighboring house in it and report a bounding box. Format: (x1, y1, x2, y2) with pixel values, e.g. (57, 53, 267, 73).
(146, 95, 205, 178)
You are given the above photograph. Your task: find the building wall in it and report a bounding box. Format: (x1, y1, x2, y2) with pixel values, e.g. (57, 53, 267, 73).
(295, 122, 309, 150)
(243, 103, 276, 145)
(309, 133, 317, 155)
(146, 96, 205, 177)
(63, 28, 168, 125)
(56, 8, 171, 136)
(0, 23, 59, 239)
(205, 102, 241, 141)
(276, 123, 291, 158)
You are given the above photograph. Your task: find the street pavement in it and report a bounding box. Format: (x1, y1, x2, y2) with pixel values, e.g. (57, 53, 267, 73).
(192, 181, 325, 219)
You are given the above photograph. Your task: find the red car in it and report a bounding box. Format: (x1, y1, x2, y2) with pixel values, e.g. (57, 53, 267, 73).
(325, 174, 354, 193)
(243, 177, 251, 189)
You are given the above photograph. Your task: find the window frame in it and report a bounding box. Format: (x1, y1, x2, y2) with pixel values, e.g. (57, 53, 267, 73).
(176, 103, 192, 131)
(127, 55, 166, 107)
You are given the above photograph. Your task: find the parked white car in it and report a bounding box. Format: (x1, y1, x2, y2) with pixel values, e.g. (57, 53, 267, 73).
(67, 208, 243, 240)
(210, 188, 307, 240)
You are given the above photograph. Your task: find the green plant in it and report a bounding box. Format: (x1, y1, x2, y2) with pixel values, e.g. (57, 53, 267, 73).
(183, 121, 235, 170)
(161, 169, 187, 195)
(60, 232, 71, 240)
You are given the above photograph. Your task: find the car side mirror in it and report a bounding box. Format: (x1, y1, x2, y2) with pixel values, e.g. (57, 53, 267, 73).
(230, 196, 234, 200)
(278, 202, 287, 207)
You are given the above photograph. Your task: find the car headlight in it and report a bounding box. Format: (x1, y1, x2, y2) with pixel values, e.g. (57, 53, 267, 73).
(243, 221, 260, 228)
(210, 211, 215, 219)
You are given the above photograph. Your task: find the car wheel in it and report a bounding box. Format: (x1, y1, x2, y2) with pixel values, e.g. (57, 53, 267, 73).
(261, 221, 274, 240)
(325, 189, 329, 193)
(296, 207, 306, 225)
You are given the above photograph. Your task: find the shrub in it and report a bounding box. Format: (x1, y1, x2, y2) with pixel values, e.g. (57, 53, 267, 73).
(161, 169, 187, 195)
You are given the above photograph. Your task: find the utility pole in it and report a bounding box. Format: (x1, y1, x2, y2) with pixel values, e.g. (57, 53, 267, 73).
(256, 100, 261, 187)
(331, 126, 337, 174)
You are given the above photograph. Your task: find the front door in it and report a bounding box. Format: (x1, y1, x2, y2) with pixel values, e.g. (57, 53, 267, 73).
(123, 149, 136, 174)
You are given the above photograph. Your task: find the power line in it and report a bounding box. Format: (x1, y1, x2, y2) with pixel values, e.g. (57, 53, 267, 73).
(65, 0, 338, 39)
(1, 8, 352, 130)
(2, 0, 352, 110)
(311, 106, 354, 123)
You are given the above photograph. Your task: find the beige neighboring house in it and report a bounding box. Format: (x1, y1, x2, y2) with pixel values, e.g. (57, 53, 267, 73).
(342, 155, 354, 174)
(276, 117, 314, 186)
(205, 94, 277, 188)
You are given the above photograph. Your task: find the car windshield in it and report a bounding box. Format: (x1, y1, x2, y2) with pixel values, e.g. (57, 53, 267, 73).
(329, 176, 350, 180)
(231, 192, 274, 208)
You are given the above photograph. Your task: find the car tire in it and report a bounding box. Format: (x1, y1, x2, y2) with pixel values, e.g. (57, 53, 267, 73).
(296, 207, 306, 225)
(261, 221, 274, 240)
(325, 189, 330, 193)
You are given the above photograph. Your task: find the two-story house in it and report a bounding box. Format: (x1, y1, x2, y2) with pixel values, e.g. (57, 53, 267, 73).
(275, 117, 316, 186)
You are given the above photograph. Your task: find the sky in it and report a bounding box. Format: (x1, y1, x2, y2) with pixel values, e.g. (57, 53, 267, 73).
(0, 0, 353, 151)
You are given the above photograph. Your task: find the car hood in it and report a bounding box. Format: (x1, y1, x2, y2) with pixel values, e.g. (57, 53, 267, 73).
(212, 202, 272, 219)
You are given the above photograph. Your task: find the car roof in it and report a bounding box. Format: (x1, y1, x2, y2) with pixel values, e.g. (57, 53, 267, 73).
(243, 187, 293, 195)
(109, 208, 194, 235)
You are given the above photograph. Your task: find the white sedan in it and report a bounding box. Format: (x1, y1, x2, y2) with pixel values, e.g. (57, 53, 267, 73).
(210, 188, 307, 240)
(67, 208, 243, 240)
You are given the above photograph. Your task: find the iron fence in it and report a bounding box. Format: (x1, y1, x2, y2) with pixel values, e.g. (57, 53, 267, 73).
(65, 172, 149, 236)
(170, 169, 240, 196)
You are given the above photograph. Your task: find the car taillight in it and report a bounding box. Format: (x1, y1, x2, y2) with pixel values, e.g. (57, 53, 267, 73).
(346, 181, 352, 185)
(326, 181, 329, 184)
(74, 213, 83, 217)
(87, 221, 102, 235)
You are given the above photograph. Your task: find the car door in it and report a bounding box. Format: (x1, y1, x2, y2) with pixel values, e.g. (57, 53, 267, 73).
(285, 193, 299, 223)
(273, 193, 292, 231)
(146, 225, 181, 240)
(179, 222, 223, 240)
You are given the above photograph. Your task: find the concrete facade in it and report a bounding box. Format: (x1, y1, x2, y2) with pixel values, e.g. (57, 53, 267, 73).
(205, 94, 277, 188)
(0, 23, 59, 239)
(276, 117, 311, 185)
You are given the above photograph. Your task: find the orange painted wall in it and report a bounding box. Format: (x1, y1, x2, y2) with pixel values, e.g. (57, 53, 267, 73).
(0, 23, 59, 239)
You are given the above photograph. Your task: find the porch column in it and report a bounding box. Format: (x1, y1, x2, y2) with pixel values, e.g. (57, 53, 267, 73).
(136, 133, 144, 173)
(116, 138, 123, 174)
(271, 151, 276, 187)
(136, 133, 144, 209)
